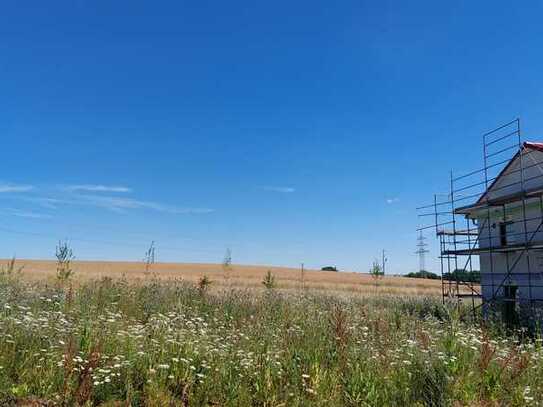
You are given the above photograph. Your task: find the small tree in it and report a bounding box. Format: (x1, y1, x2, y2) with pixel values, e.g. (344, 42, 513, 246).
(143, 241, 156, 274)
(369, 260, 383, 288)
(222, 248, 232, 283)
(56, 241, 75, 283)
(262, 270, 276, 290)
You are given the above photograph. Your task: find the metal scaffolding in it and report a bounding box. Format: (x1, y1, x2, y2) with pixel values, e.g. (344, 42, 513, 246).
(417, 119, 543, 325)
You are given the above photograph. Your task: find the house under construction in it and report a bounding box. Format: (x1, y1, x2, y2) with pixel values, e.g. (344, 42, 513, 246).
(418, 119, 543, 326)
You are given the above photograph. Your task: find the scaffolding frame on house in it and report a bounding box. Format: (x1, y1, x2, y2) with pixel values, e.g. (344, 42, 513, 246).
(417, 119, 543, 321)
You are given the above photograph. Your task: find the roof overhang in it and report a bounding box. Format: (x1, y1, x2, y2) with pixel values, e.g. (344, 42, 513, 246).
(455, 186, 543, 215)
(456, 141, 543, 215)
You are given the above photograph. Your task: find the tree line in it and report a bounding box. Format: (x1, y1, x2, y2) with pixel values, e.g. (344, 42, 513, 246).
(405, 269, 480, 283)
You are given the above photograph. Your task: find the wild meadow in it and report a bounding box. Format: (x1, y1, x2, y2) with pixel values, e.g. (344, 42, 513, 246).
(0, 261, 542, 406)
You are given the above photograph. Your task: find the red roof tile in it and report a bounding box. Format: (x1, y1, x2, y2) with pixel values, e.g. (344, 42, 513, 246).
(524, 142, 543, 152)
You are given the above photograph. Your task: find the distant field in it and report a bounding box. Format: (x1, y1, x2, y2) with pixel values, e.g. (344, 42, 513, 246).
(8, 259, 446, 296)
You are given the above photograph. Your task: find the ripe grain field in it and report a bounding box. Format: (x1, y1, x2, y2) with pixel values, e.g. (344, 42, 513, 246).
(12, 259, 444, 297)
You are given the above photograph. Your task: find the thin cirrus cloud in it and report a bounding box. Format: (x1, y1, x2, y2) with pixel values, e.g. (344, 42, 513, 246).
(260, 186, 295, 193)
(64, 184, 132, 193)
(29, 195, 214, 215)
(1, 208, 52, 219)
(12, 183, 213, 215)
(0, 183, 34, 193)
(386, 197, 400, 204)
(76, 194, 215, 214)
(28, 197, 64, 210)
(12, 210, 52, 219)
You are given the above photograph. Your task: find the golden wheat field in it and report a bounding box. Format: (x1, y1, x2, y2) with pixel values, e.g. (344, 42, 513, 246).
(6, 259, 449, 296)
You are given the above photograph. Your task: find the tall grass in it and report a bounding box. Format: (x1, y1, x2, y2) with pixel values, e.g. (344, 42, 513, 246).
(0, 273, 541, 406)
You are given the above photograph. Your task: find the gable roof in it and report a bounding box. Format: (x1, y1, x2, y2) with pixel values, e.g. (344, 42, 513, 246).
(454, 142, 543, 215)
(475, 142, 542, 205)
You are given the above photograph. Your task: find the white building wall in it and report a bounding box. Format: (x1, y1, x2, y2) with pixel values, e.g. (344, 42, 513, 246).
(476, 200, 543, 249)
(477, 201, 543, 301)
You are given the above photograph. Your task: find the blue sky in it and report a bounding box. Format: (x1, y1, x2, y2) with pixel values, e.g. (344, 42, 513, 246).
(2, 1, 543, 273)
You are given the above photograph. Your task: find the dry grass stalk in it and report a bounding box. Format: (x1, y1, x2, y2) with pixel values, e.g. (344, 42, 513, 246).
(75, 346, 101, 405)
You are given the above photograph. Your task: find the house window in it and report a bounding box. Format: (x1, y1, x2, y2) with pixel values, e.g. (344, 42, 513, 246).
(503, 284, 518, 328)
(499, 223, 508, 246)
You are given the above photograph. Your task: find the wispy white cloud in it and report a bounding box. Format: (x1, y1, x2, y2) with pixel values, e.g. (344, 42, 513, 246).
(28, 197, 64, 210)
(386, 197, 400, 204)
(1, 208, 52, 219)
(13, 182, 213, 215)
(28, 194, 214, 215)
(77, 195, 214, 214)
(14, 211, 52, 219)
(0, 183, 34, 193)
(260, 186, 295, 193)
(64, 184, 132, 193)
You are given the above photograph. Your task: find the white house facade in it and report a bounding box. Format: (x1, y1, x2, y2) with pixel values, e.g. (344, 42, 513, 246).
(455, 142, 543, 319)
